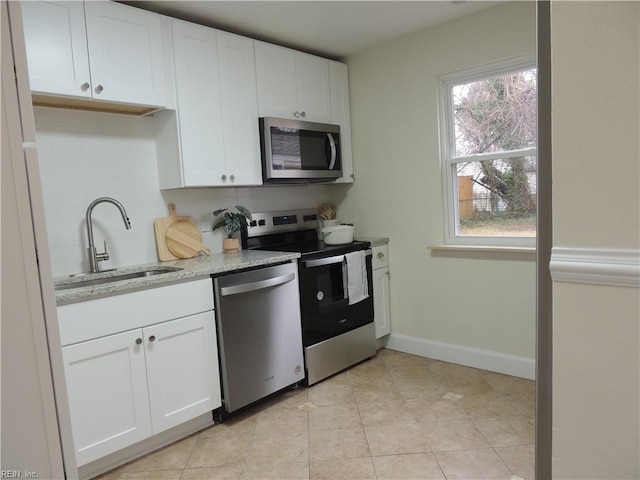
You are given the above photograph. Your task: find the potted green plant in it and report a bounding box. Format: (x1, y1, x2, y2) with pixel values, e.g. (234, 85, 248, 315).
(212, 205, 252, 253)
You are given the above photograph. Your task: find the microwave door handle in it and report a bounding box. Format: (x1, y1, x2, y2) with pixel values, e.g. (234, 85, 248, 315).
(327, 133, 337, 170)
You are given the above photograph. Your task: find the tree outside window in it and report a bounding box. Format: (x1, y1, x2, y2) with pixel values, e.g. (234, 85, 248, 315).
(440, 56, 537, 246)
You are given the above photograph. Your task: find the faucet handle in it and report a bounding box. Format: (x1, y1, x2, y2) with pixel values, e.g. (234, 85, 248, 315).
(96, 240, 110, 262)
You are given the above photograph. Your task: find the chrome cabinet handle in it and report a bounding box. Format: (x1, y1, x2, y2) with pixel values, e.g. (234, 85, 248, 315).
(95, 84, 104, 93)
(293, 111, 300, 118)
(377, 252, 385, 259)
(300, 111, 306, 117)
(230, 174, 235, 181)
(148, 335, 156, 342)
(135, 338, 142, 345)
(81, 82, 90, 91)
(221, 174, 227, 181)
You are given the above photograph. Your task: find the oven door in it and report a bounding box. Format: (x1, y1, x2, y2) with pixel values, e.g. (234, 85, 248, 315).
(298, 251, 374, 346)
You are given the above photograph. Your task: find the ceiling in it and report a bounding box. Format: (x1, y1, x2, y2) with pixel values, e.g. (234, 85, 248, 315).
(125, 1, 501, 60)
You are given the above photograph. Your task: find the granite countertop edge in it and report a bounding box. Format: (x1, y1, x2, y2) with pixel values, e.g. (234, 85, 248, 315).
(54, 250, 300, 306)
(358, 236, 389, 247)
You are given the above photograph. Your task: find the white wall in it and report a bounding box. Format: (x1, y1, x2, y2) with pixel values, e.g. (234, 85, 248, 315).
(550, 2, 640, 477)
(336, 2, 537, 372)
(35, 107, 334, 276)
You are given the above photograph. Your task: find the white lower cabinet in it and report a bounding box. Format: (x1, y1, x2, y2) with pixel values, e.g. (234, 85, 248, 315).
(57, 279, 220, 466)
(62, 329, 152, 466)
(145, 312, 219, 433)
(372, 245, 391, 339)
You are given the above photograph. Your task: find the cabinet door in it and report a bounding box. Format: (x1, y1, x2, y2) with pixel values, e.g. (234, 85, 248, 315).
(145, 312, 221, 433)
(84, 1, 166, 107)
(21, 1, 91, 98)
(62, 329, 152, 466)
(255, 42, 298, 119)
(171, 20, 226, 186)
(329, 61, 354, 183)
(295, 52, 331, 123)
(217, 32, 262, 186)
(373, 267, 391, 339)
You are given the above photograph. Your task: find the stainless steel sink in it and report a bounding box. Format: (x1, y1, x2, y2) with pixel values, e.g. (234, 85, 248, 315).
(54, 267, 183, 291)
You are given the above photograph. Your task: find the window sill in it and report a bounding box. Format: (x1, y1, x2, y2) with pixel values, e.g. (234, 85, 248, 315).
(429, 244, 536, 256)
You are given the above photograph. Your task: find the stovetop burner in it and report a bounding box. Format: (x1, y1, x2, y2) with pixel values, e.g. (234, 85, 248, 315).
(257, 239, 371, 258)
(242, 209, 370, 257)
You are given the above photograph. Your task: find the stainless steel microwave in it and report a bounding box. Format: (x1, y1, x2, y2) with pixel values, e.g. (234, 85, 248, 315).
(259, 117, 342, 183)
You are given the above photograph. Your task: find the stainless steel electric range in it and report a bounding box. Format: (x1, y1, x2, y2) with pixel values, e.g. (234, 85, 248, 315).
(243, 209, 376, 385)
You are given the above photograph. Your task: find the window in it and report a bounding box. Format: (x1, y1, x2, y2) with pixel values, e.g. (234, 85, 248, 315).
(439, 55, 537, 247)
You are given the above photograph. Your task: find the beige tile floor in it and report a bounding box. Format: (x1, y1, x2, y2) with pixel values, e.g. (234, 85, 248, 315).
(97, 349, 535, 480)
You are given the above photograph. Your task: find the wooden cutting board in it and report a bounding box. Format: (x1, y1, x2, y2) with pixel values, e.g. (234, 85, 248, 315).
(166, 220, 211, 259)
(153, 203, 197, 261)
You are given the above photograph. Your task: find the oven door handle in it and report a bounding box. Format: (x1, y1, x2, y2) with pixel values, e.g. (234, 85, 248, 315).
(220, 272, 296, 297)
(303, 254, 345, 268)
(303, 250, 372, 269)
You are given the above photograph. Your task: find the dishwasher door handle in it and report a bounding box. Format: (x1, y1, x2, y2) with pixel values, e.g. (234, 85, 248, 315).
(220, 272, 296, 297)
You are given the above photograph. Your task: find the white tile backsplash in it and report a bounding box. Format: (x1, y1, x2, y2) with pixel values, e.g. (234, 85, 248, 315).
(35, 107, 336, 276)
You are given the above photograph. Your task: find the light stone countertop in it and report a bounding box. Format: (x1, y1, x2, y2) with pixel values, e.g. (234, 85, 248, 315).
(357, 236, 389, 247)
(54, 250, 300, 306)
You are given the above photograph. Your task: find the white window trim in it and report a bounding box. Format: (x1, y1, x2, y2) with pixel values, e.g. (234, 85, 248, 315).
(438, 54, 537, 248)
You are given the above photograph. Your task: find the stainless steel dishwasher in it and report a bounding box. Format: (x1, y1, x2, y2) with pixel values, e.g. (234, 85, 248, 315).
(213, 261, 304, 414)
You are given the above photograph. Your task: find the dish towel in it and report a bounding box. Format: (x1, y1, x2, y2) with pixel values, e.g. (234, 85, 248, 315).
(345, 251, 369, 305)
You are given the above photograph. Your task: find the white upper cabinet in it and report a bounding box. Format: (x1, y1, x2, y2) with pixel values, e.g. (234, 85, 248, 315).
(157, 21, 261, 188)
(329, 61, 354, 183)
(22, 1, 166, 109)
(83, 2, 166, 107)
(255, 42, 332, 123)
(21, 1, 91, 98)
(216, 31, 262, 186)
(170, 20, 225, 186)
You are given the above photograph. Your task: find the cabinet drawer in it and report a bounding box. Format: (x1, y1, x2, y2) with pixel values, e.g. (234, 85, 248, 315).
(372, 245, 389, 270)
(58, 278, 214, 346)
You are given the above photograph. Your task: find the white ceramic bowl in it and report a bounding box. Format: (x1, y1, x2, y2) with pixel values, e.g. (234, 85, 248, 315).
(321, 225, 354, 245)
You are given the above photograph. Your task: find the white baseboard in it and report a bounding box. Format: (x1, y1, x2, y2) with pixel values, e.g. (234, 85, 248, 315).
(385, 333, 535, 380)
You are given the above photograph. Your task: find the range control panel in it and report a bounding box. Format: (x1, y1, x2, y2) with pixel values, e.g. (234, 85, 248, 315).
(246, 209, 319, 237)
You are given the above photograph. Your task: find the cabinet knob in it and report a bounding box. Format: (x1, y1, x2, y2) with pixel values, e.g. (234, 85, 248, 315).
(377, 252, 385, 259)
(300, 111, 306, 118)
(386, 271, 391, 278)
(135, 338, 142, 345)
(293, 111, 300, 118)
(148, 335, 156, 343)
(230, 174, 235, 181)
(95, 84, 104, 94)
(80, 82, 90, 91)
(221, 174, 227, 181)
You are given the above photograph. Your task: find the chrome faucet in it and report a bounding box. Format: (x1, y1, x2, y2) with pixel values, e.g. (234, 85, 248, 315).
(86, 197, 132, 273)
